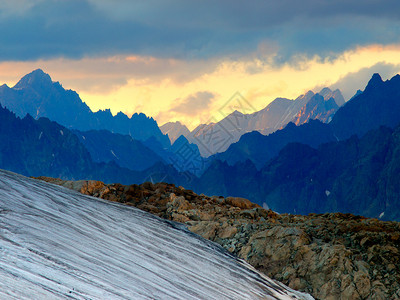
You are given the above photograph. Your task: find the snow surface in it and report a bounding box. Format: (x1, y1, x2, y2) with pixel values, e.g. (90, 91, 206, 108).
(0, 170, 313, 300)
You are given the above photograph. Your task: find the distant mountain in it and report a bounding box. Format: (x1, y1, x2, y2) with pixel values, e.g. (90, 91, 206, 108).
(191, 73, 400, 220)
(292, 93, 339, 125)
(213, 74, 400, 168)
(194, 124, 400, 221)
(214, 119, 336, 168)
(160, 121, 190, 144)
(73, 129, 164, 171)
(319, 87, 345, 106)
(257, 124, 400, 220)
(0, 103, 188, 185)
(0, 69, 170, 147)
(331, 73, 400, 140)
(195, 159, 260, 200)
(188, 88, 344, 156)
(141, 134, 204, 177)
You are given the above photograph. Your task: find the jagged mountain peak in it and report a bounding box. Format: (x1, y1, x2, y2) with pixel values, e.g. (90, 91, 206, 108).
(317, 87, 345, 106)
(225, 109, 244, 116)
(319, 87, 332, 95)
(0, 70, 170, 147)
(303, 90, 315, 98)
(13, 69, 53, 90)
(371, 72, 383, 82)
(160, 121, 191, 144)
(364, 73, 384, 92)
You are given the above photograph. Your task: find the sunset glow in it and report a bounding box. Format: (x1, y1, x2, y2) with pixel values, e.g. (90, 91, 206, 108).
(1, 1, 400, 129)
(0, 44, 399, 129)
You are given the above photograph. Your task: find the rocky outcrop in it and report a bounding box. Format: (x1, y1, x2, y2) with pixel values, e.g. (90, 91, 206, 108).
(37, 177, 400, 300)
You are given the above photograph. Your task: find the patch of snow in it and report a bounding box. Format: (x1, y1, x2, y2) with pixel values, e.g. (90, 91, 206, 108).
(110, 150, 119, 159)
(60, 130, 64, 136)
(82, 135, 86, 140)
(379, 212, 385, 219)
(38, 132, 43, 140)
(0, 169, 314, 300)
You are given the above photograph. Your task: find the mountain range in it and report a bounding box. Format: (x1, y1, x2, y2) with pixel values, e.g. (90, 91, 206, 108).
(161, 87, 344, 156)
(2, 70, 400, 221)
(192, 74, 400, 220)
(0, 69, 170, 148)
(0, 103, 190, 186)
(214, 74, 400, 168)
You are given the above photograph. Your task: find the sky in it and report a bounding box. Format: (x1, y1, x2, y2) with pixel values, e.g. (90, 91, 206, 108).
(1, 0, 400, 129)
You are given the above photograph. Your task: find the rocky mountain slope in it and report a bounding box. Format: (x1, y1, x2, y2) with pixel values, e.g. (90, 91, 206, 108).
(38, 176, 400, 300)
(0, 169, 313, 299)
(0, 69, 170, 147)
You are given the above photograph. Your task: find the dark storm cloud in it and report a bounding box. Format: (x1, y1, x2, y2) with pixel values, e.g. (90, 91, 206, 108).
(1, 0, 400, 61)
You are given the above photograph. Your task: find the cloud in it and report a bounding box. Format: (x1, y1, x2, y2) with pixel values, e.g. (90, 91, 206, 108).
(2, 44, 400, 131)
(0, 55, 220, 94)
(1, 0, 400, 61)
(170, 91, 215, 116)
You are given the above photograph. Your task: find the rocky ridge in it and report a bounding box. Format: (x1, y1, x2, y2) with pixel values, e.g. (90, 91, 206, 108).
(37, 177, 400, 300)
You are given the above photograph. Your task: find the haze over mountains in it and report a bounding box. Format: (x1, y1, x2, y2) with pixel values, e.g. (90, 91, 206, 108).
(2, 70, 400, 221)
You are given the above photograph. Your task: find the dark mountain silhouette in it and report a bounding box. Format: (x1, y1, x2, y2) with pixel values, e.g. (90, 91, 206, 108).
(214, 73, 400, 169)
(194, 124, 400, 221)
(0, 103, 188, 186)
(73, 129, 164, 171)
(331, 73, 400, 139)
(140, 134, 204, 177)
(214, 119, 336, 168)
(0, 69, 170, 148)
(195, 159, 260, 201)
(190, 73, 400, 220)
(256, 124, 400, 220)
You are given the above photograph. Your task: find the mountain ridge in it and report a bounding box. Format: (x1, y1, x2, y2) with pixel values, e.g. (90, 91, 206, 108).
(0, 69, 170, 148)
(176, 87, 345, 156)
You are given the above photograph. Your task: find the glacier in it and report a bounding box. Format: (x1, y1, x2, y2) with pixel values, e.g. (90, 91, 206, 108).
(0, 169, 313, 299)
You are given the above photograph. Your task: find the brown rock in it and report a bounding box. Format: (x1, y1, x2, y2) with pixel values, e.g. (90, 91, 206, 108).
(219, 226, 238, 239)
(189, 222, 219, 240)
(225, 197, 259, 209)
